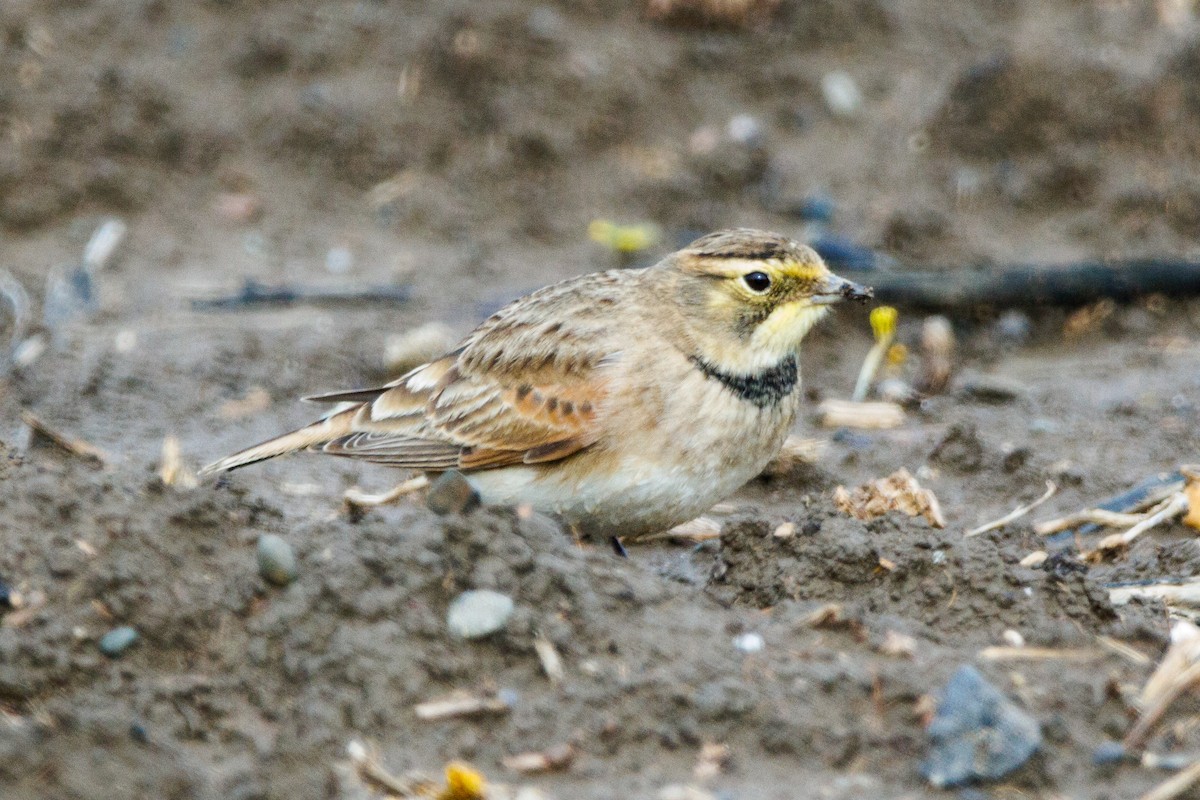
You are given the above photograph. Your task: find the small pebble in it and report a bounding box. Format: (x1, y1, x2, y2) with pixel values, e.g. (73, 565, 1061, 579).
(726, 113, 765, 148)
(427, 470, 481, 515)
(732, 632, 765, 653)
(447, 590, 515, 639)
(1092, 741, 1126, 766)
(821, 70, 864, 119)
(99, 626, 140, 658)
(257, 534, 298, 586)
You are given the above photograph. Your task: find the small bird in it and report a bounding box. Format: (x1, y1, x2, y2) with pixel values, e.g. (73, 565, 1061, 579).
(201, 229, 872, 538)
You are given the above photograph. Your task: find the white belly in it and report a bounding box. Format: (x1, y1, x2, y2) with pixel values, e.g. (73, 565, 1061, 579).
(467, 371, 801, 537)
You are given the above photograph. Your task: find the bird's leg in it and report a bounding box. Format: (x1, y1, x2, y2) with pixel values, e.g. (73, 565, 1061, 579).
(343, 475, 430, 510)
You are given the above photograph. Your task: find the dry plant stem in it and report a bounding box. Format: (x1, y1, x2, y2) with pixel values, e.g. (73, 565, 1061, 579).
(533, 635, 565, 684)
(1096, 636, 1152, 666)
(851, 340, 890, 402)
(348, 745, 426, 796)
(633, 516, 722, 542)
(966, 480, 1057, 537)
(1035, 482, 1187, 535)
(1124, 661, 1200, 751)
(1110, 582, 1200, 607)
(1137, 758, 1200, 800)
(978, 646, 1101, 662)
(818, 399, 905, 429)
(1035, 508, 1158, 535)
(343, 475, 430, 508)
(1091, 493, 1189, 553)
(19, 409, 108, 465)
(414, 691, 511, 721)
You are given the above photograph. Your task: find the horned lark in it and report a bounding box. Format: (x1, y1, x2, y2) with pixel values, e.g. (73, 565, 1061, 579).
(201, 229, 871, 538)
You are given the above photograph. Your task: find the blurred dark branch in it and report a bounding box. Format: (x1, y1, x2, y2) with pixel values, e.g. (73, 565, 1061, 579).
(190, 280, 410, 311)
(845, 259, 1200, 310)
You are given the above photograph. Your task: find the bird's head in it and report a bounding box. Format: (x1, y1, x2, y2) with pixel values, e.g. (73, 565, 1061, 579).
(665, 228, 872, 371)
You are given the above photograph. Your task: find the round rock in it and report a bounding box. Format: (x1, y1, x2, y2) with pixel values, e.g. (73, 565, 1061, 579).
(257, 534, 298, 586)
(447, 590, 515, 639)
(99, 626, 140, 658)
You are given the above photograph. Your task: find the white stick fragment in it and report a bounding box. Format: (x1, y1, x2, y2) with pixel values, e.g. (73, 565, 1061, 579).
(1110, 582, 1200, 608)
(414, 690, 512, 721)
(978, 646, 1102, 662)
(1136, 758, 1200, 800)
(344, 475, 430, 508)
(1087, 493, 1189, 556)
(818, 399, 905, 430)
(533, 635, 565, 684)
(966, 480, 1057, 537)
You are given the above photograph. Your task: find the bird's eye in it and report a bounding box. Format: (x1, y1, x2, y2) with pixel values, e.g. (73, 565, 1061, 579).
(742, 271, 771, 293)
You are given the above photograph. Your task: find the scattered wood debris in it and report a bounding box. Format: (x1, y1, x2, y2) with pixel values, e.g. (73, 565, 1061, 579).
(966, 480, 1057, 537)
(692, 741, 731, 782)
(1084, 493, 1189, 560)
(158, 436, 198, 489)
(834, 468, 946, 528)
(1019, 550, 1048, 568)
(532, 635, 564, 684)
(1124, 621, 1200, 752)
(1036, 471, 1187, 535)
(18, 410, 108, 466)
(414, 689, 513, 721)
(1137, 760, 1200, 800)
(1110, 582, 1200, 608)
(978, 646, 1102, 662)
(501, 743, 575, 775)
(878, 630, 917, 658)
(818, 399, 905, 429)
(346, 740, 436, 797)
(635, 516, 721, 543)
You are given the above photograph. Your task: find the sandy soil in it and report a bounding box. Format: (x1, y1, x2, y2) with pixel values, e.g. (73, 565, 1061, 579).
(4, 1, 1200, 798)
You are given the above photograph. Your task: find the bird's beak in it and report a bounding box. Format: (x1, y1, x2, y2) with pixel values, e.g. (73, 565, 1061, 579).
(812, 273, 873, 305)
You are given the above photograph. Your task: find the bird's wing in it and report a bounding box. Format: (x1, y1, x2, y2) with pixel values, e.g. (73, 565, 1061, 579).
(202, 270, 634, 475)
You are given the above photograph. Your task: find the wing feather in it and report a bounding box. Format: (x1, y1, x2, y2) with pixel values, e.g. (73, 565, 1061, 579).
(202, 269, 635, 476)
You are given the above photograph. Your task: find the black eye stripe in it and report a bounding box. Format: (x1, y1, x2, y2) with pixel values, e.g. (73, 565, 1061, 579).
(742, 271, 771, 292)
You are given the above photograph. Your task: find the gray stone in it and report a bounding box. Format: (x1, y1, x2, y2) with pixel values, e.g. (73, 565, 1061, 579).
(99, 626, 140, 658)
(447, 590, 514, 639)
(922, 665, 1042, 787)
(257, 534, 297, 586)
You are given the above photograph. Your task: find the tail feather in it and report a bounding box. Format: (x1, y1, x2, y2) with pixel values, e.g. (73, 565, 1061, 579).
(198, 409, 357, 477)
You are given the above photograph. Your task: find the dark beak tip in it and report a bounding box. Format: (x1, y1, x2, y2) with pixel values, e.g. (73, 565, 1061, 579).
(841, 282, 874, 303)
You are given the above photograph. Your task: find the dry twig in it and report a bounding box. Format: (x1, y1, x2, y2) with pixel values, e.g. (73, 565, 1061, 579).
(1084, 493, 1189, 559)
(414, 690, 513, 721)
(19, 410, 108, 466)
(1137, 758, 1200, 800)
(966, 480, 1057, 537)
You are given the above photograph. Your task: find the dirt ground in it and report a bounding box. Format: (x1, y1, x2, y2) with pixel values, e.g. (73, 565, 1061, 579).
(4, 1, 1200, 798)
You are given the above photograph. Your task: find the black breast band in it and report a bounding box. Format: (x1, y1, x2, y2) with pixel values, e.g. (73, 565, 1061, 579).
(688, 354, 798, 409)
